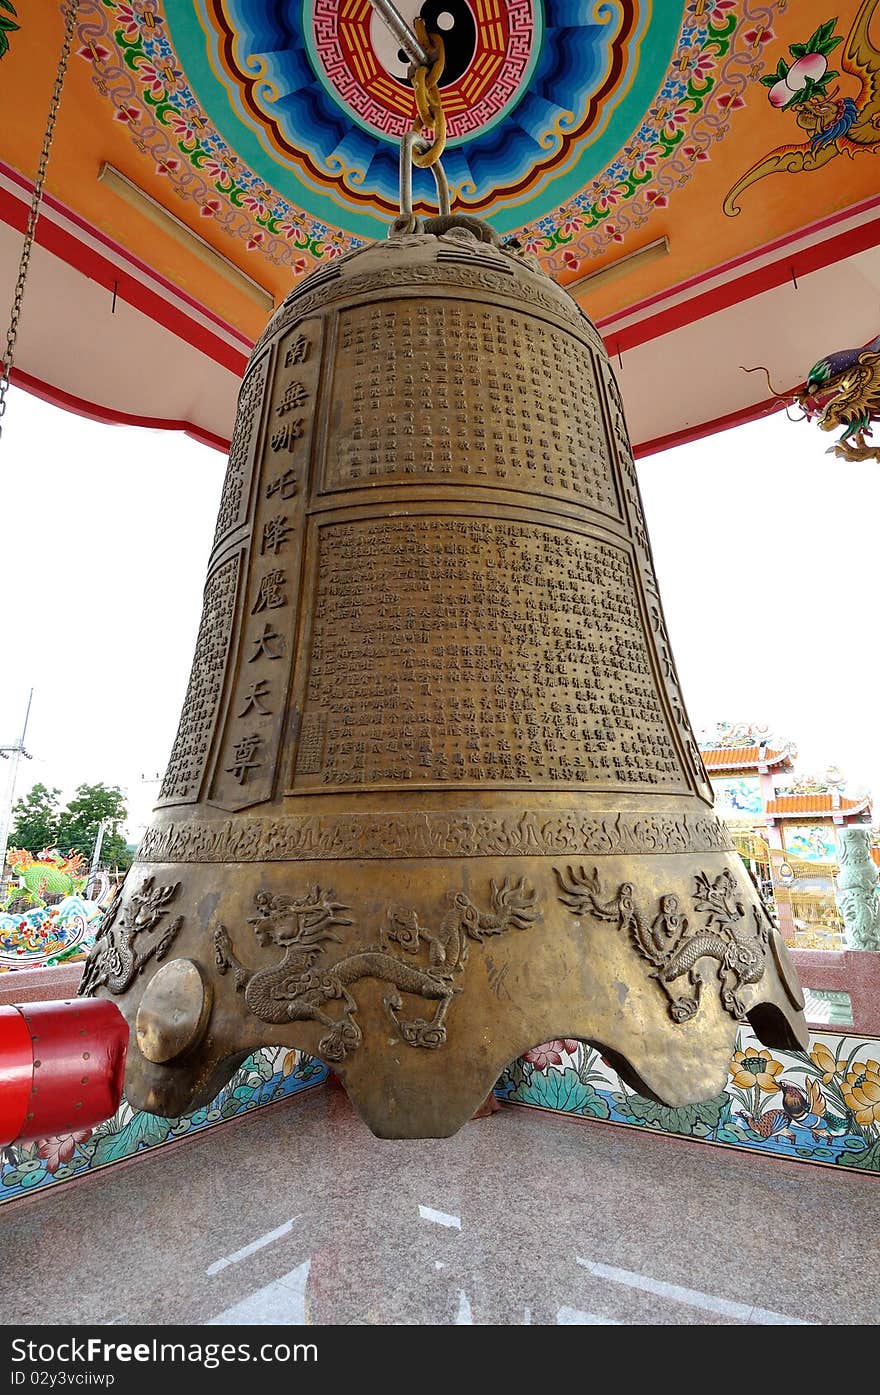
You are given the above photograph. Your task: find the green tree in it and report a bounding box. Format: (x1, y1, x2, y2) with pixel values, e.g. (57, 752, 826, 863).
(8, 783, 61, 855)
(56, 783, 132, 869)
(99, 831, 134, 872)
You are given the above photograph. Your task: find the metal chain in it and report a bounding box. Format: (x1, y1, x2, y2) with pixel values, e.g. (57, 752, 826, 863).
(365, 4, 452, 225)
(391, 18, 450, 229)
(366, 0, 433, 68)
(0, 0, 77, 443)
(410, 19, 446, 169)
(398, 131, 451, 225)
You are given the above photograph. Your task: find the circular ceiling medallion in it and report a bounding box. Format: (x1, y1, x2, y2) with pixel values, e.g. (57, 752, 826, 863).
(190, 0, 657, 223)
(312, 0, 539, 145)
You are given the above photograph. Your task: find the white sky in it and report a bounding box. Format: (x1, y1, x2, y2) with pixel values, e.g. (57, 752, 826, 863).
(0, 385, 877, 843)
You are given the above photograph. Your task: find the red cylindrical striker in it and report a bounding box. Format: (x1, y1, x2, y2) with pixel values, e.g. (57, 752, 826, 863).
(0, 998, 128, 1146)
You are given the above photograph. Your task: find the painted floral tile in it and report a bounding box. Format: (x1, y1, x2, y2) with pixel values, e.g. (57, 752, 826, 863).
(4, 1029, 878, 1204)
(496, 1026, 880, 1175)
(0, 895, 101, 971)
(0, 1047, 327, 1206)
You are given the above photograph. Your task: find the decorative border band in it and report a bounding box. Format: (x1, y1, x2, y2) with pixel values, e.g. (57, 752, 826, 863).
(137, 810, 733, 864)
(252, 257, 602, 361)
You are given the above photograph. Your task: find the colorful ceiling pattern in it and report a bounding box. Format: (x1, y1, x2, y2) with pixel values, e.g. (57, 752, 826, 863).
(272, 0, 539, 145)
(77, 0, 785, 276)
(195, 0, 655, 219)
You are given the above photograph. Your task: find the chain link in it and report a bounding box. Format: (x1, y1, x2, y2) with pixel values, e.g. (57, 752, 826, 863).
(0, 0, 77, 443)
(397, 131, 451, 230)
(409, 18, 446, 169)
(391, 17, 450, 228)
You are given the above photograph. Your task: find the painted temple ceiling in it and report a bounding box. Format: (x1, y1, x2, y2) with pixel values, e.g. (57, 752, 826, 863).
(2, 0, 880, 448)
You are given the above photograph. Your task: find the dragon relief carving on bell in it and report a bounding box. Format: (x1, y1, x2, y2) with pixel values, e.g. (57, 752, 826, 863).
(80, 220, 808, 1138)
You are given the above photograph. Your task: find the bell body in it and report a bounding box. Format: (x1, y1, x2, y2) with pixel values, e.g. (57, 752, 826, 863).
(81, 225, 807, 1137)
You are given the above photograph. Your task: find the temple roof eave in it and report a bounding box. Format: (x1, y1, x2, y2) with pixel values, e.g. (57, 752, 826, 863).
(701, 746, 793, 773)
(764, 795, 872, 818)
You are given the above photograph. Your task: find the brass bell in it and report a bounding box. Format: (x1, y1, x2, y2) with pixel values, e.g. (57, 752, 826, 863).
(80, 217, 808, 1137)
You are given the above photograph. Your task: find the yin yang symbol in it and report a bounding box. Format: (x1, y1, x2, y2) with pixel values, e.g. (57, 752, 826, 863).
(370, 0, 477, 88)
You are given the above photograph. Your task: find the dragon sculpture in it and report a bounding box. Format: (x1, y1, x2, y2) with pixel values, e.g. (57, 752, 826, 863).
(78, 876, 184, 996)
(2, 848, 87, 910)
(555, 866, 768, 1023)
(213, 878, 540, 1062)
(724, 1, 880, 216)
(796, 334, 880, 462)
(744, 333, 880, 463)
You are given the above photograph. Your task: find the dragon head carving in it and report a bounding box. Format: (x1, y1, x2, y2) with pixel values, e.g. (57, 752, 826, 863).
(797, 337, 880, 462)
(246, 887, 353, 949)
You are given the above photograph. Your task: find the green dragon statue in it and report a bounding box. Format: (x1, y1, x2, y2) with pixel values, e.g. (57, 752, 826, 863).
(2, 848, 87, 911)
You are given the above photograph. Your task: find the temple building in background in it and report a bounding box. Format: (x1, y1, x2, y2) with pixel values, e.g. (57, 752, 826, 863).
(700, 723, 873, 860)
(699, 722, 875, 946)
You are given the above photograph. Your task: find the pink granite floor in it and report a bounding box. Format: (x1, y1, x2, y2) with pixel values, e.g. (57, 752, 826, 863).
(0, 1089, 875, 1325)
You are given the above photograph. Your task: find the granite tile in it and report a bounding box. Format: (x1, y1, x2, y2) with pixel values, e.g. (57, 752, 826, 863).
(1, 1091, 877, 1325)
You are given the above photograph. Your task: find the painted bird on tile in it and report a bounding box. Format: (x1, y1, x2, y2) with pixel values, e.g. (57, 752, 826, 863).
(740, 1078, 833, 1143)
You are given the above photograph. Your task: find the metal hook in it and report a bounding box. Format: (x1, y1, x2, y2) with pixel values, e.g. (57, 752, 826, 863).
(366, 0, 434, 68)
(393, 131, 451, 234)
(431, 155, 451, 218)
